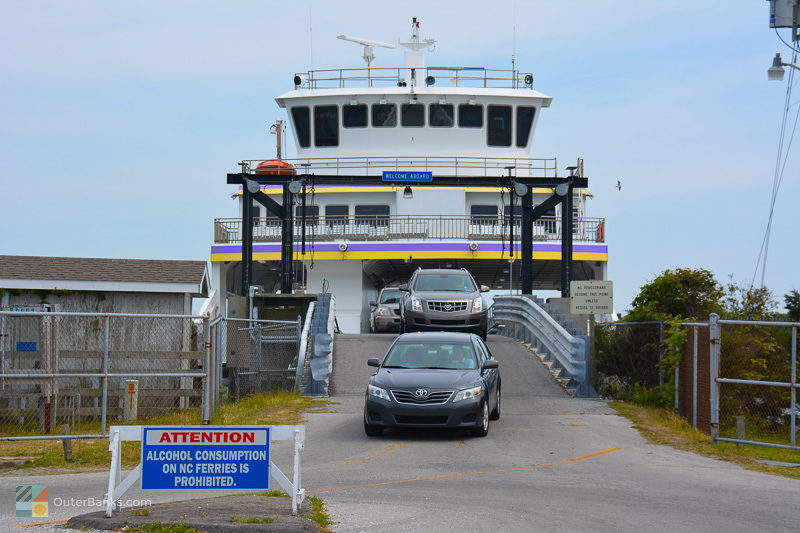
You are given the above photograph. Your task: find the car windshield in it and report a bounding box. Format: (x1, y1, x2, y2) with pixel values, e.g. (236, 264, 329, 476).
(379, 290, 401, 304)
(382, 342, 478, 369)
(413, 273, 477, 292)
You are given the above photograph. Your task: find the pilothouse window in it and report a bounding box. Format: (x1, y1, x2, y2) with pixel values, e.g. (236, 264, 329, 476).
(343, 104, 367, 128)
(325, 205, 349, 227)
(290, 107, 310, 148)
(372, 104, 397, 127)
(295, 205, 319, 224)
(401, 104, 424, 127)
(314, 105, 339, 147)
(487, 105, 512, 146)
(355, 205, 390, 227)
(429, 104, 454, 127)
(516, 106, 536, 147)
(458, 104, 483, 128)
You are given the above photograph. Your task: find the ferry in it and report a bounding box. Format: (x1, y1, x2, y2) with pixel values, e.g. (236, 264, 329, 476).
(209, 18, 608, 332)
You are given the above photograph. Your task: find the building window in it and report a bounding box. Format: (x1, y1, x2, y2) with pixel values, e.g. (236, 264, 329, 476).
(503, 204, 523, 225)
(470, 205, 498, 225)
(355, 204, 390, 227)
(372, 104, 397, 127)
(429, 103, 454, 127)
(401, 104, 424, 127)
(488, 105, 512, 146)
(290, 107, 310, 148)
(516, 106, 536, 147)
(343, 104, 367, 128)
(314, 105, 338, 147)
(295, 204, 319, 225)
(458, 104, 483, 128)
(325, 205, 349, 227)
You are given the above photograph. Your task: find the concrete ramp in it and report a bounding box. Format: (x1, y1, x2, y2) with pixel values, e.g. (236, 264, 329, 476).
(331, 334, 398, 395)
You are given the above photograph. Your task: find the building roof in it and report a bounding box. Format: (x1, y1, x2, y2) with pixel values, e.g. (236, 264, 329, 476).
(0, 256, 208, 296)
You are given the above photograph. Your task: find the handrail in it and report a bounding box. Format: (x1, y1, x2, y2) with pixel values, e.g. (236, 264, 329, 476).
(492, 295, 596, 397)
(295, 67, 535, 90)
(213, 215, 606, 244)
(294, 301, 316, 392)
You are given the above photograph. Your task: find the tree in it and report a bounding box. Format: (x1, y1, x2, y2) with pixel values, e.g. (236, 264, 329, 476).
(785, 289, 800, 322)
(628, 267, 723, 320)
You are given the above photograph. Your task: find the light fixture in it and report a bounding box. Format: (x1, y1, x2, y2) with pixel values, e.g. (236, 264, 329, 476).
(438, 98, 447, 105)
(338, 242, 348, 252)
(768, 52, 800, 81)
(469, 241, 479, 251)
(468, 98, 476, 105)
(408, 97, 418, 104)
(350, 98, 358, 105)
(404, 256, 413, 264)
(379, 98, 387, 105)
(425, 75, 436, 86)
(403, 186, 413, 199)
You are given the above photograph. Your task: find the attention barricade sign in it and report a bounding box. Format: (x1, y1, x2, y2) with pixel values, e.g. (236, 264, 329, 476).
(141, 427, 270, 490)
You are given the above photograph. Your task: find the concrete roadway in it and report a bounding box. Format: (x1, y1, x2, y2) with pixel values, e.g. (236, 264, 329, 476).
(1, 334, 798, 532)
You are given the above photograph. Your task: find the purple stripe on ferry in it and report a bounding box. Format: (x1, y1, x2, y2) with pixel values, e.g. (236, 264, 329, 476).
(212, 243, 608, 254)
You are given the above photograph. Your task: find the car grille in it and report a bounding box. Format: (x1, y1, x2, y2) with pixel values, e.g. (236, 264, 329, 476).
(395, 415, 448, 425)
(430, 319, 467, 326)
(427, 300, 469, 313)
(391, 390, 454, 404)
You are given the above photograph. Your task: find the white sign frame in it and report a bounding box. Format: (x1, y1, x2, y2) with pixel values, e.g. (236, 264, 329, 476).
(570, 280, 613, 314)
(103, 425, 305, 517)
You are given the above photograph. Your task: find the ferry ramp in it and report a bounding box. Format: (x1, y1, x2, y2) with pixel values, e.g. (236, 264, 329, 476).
(330, 333, 567, 398)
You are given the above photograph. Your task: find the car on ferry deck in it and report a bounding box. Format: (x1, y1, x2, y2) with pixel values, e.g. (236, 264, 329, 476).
(369, 287, 402, 333)
(364, 331, 500, 437)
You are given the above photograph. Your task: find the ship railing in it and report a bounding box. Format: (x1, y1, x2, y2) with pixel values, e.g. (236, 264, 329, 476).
(214, 216, 606, 244)
(295, 67, 535, 90)
(240, 156, 558, 178)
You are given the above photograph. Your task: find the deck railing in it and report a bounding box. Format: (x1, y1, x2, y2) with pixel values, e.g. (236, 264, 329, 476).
(295, 67, 535, 90)
(239, 156, 559, 178)
(214, 216, 606, 244)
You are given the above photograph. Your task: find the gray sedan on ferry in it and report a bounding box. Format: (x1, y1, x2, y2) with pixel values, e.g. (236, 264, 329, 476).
(364, 332, 501, 437)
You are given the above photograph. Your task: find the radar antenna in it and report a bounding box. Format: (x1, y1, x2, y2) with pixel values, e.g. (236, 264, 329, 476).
(336, 34, 396, 67)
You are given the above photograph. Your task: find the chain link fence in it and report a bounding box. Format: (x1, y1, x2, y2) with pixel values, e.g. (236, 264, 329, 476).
(0, 311, 211, 440)
(210, 318, 302, 403)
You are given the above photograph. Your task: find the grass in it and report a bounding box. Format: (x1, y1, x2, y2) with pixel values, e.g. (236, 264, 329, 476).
(307, 496, 333, 530)
(0, 391, 319, 471)
(132, 508, 152, 517)
(127, 523, 203, 533)
(229, 515, 274, 524)
(260, 490, 290, 498)
(612, 401, 800, 480)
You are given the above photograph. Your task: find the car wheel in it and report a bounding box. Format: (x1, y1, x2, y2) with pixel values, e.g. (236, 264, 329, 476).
(364, 418, 383, 437)
(490, 386, 501, 421)
(470, 400, 490, 437)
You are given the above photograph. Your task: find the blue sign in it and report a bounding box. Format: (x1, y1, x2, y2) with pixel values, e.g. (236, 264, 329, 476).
(16, 342, 36, 352)
(141, 426, 270, 490)
(382, 171, 433, 182)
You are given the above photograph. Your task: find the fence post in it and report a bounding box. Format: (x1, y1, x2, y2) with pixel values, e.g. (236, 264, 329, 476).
(658, 321, 665, 389)
(692, 326, 698, 429)
(101, 315, 110, 436)
(202, 317, 211, 424)
(709, 313, 720, 443)
(791, 326, 796, 448)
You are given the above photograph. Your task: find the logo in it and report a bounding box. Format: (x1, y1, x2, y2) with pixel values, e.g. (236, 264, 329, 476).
(16, 486, 48, 517)
(414, 389, 429, 398)
(443, 303, 452, 311)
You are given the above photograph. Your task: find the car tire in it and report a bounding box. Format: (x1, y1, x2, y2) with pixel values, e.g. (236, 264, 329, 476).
(470, 400, 490, 437)
(364, 418, 383, 437)
(490, 386, 501, 421)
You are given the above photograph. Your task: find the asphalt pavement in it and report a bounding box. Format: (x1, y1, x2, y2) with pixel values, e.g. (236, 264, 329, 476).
(1, 334, 798, 532)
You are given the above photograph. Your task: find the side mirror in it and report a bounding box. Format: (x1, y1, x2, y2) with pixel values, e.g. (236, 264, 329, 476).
(367, 358, 380, 367)
(398, 284, 409, 291)
(480, 285, 490, 293)
(369, 301, 377, 307)
(481, 360, 498, 370)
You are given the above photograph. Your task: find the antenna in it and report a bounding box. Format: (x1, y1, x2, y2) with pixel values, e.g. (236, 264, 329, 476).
(337, 34, 396, 67)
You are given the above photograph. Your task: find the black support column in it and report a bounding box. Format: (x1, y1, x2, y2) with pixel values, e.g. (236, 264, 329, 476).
(240, 187, 254, 297)
(520, 187, 533, 295)
(279, 184, 294, 294)
(560, 178, 574, 297)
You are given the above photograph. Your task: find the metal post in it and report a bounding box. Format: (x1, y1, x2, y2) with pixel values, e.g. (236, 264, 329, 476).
(658, 321, 665, 388)
(101, 316, 110, 436)
(674, 362, 680, 410)
(560, 178, 574, 297)
(709, 313, 720, 443)
(692, 326, 698, 429)
(292, 428, 302, 515)
(202, 318, 211, 424)
(241, 187, 254, 297)
(521, 186, 533, 295)
(791, 326, 796, 448)
(280, 185, 294, 294)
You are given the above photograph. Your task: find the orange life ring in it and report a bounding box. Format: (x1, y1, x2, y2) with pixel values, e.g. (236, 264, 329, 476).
(255, 159, 296, 175)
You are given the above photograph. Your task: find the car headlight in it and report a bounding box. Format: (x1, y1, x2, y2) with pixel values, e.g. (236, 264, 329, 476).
(367, 384, 391, 401)
(376, 307, 385, 317)
(411, 297, 422, 312)
(452, 385, 483, 403)
(472, 296, 483, 312)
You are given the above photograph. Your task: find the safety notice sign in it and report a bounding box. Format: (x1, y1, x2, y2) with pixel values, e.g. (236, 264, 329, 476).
(141, 426, 270, 490)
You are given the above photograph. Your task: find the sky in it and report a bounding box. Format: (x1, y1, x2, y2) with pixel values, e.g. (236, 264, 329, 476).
(1, 0, 798, 314)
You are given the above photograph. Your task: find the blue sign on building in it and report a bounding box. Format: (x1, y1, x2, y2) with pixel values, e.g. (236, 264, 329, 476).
(16, 342, 37, 352)
(382, 171, 433, 182)
(141, 426, 270, 490)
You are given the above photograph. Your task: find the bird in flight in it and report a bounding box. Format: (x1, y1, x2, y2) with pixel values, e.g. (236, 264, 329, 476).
(616, 180, 622, 191)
